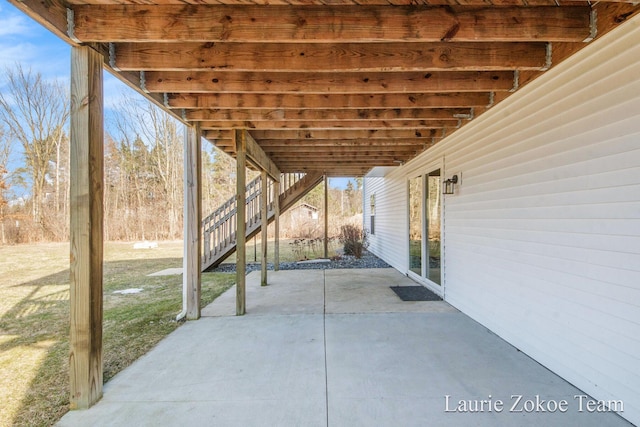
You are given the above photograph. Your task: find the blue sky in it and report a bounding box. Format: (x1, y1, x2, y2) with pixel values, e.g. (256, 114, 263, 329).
(0, 3, 69, 79)
(0, 2, 356, 189)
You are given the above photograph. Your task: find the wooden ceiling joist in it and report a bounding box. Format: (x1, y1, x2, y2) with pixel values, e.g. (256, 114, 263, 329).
(186, 108, 469, 122)
(246, 128, 450, 140)
(199, 120, 461, 130)
(64, 0, 638, 5)
(272, 151, 416, 159)
(143, 71, 517, 94)
(169, 93, 493, 109)
(12, 0, 640, 177)
(113, 42, 550, 72)
(205, 130, 446, 142)
(273, 159, 403, 167)
(256, 139, 438, 147)
(72, 6, 592, 43)
(266, 148, 423, 156)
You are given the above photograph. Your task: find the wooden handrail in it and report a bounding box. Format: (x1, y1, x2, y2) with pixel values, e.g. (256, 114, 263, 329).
(202, 172, 308, 269)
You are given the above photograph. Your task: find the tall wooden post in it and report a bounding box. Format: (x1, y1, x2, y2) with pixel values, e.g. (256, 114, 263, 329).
(69, 46, 104, 410)
(260, 171, 269, 286)
(183, 123, 202, 320)
(324, 175, 329, 258)
(236, 130, 247, 315)
(274, 178, 280, 271)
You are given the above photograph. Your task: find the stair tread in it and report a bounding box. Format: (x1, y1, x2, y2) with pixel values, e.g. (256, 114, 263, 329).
(202, 172, 324, 271)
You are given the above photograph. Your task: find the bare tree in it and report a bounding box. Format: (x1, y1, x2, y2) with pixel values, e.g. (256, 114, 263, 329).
(202, 141, 236, 215)
(108, 92, 184, 240)
(0, 125, 12, 244)
(0, 65, 69, 237)
(144, 103, 183, 238)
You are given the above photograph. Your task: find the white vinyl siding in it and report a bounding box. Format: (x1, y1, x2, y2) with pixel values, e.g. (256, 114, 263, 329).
(364, 16, 640, 425)
(364, 176, 407, 272)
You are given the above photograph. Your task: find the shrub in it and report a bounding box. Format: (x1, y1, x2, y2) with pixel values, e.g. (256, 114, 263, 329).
(339, 225, 369, 259)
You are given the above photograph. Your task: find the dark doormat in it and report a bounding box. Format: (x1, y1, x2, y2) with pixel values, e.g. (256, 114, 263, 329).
(390, 286, 442, 301)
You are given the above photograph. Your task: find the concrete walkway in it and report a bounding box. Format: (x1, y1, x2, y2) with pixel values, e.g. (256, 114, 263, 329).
(58, 269, 631, 427)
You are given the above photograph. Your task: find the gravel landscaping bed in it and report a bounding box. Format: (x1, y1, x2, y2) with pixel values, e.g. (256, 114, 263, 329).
(212, 250, 390, 274)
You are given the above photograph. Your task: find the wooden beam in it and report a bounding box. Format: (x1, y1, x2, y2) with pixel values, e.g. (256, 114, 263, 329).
(267, 147, 420, 155)
(207, 136, 443, 147)
(552, 4, 640, 70)
(182, 123, 202, 320)
(260, 171, 268, 287)
(276, 160, 401, 166)
(211, 139, 234, 148)
(187, 108, 468, 121)
(114, 42, 549, 72)
(273, 154, 414, 162)
(259, 139, 432, 147)
(69, 45, 104, 410)
(202, 129, 234, 140)
(248, 129, 450, 140)
(199, 119, 461, 130)
(8, 0, 74, 45)
(281, 165, 391, 172)
(170, 93, 492, 109)
(44, 0, 640, 6)
(236, 129, 246, 316)
(85, 44, 189, 126)
(144, 71, 516, 94)
(273, 179, 280, 272)
(295, 169, 372, 177)
(243, 130, 281, 181)
(73, 6, 591, 43)
(324, 175, 328, 259)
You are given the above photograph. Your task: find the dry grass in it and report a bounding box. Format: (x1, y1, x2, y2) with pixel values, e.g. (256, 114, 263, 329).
(0, 241, 235, 427)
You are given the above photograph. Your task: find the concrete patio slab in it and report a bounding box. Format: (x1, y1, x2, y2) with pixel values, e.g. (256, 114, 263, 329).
(325, 312, 624, 427)
(58, 268, 632, 427)
(202, 269, 325, 317)
(325, 268, 456, 314)
(59, 314, 327, 427)
(147, 268, 183, 276)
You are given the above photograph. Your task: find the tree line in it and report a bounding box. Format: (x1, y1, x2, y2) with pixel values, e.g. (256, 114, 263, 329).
(0, 64, 363, 245)
(0, 64, 237, 244)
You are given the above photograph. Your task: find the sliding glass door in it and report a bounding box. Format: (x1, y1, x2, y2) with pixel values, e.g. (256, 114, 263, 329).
(408, 169, 442, 286)
(409, 176, 423, 276)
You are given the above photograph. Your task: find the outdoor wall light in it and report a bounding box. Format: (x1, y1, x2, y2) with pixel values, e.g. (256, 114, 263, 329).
(443, 175, 459, 195)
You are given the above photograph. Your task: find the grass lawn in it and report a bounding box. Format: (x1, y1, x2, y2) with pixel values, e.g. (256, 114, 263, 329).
(0, 241, 235, 427)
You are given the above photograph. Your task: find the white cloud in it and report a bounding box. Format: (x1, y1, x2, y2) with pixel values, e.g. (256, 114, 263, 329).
(0, 42, 37, 67)
(0, 8, 31, 37)
(0, 4, 69, 80)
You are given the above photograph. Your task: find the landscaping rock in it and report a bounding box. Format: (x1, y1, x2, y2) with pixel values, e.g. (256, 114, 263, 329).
(212, 250, 390, 274)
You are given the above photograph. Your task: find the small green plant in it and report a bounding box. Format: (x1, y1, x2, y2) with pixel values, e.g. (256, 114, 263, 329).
(339, 225, 369, 259)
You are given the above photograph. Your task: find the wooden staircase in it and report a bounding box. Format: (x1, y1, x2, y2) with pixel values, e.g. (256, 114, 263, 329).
(202, 171, 324, 271)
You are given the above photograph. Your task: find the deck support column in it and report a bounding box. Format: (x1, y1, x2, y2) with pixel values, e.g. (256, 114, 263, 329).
(274, 178, 280, 271)
(182, 123, 202, 320)
(324, 175, 329, 258)
(261, 170, 268, 286)
(69, 45, 104, 410)
(236, 130, 247, 315)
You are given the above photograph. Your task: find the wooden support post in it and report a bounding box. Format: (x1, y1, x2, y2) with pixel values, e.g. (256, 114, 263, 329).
(183, 123, 202, 320)
(260, 170, 268, 286)
(274, 178, 280, 271)
(69, 45, 104, 410)
(236, 130, 247, 315)
(324, 175, 329, 259)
